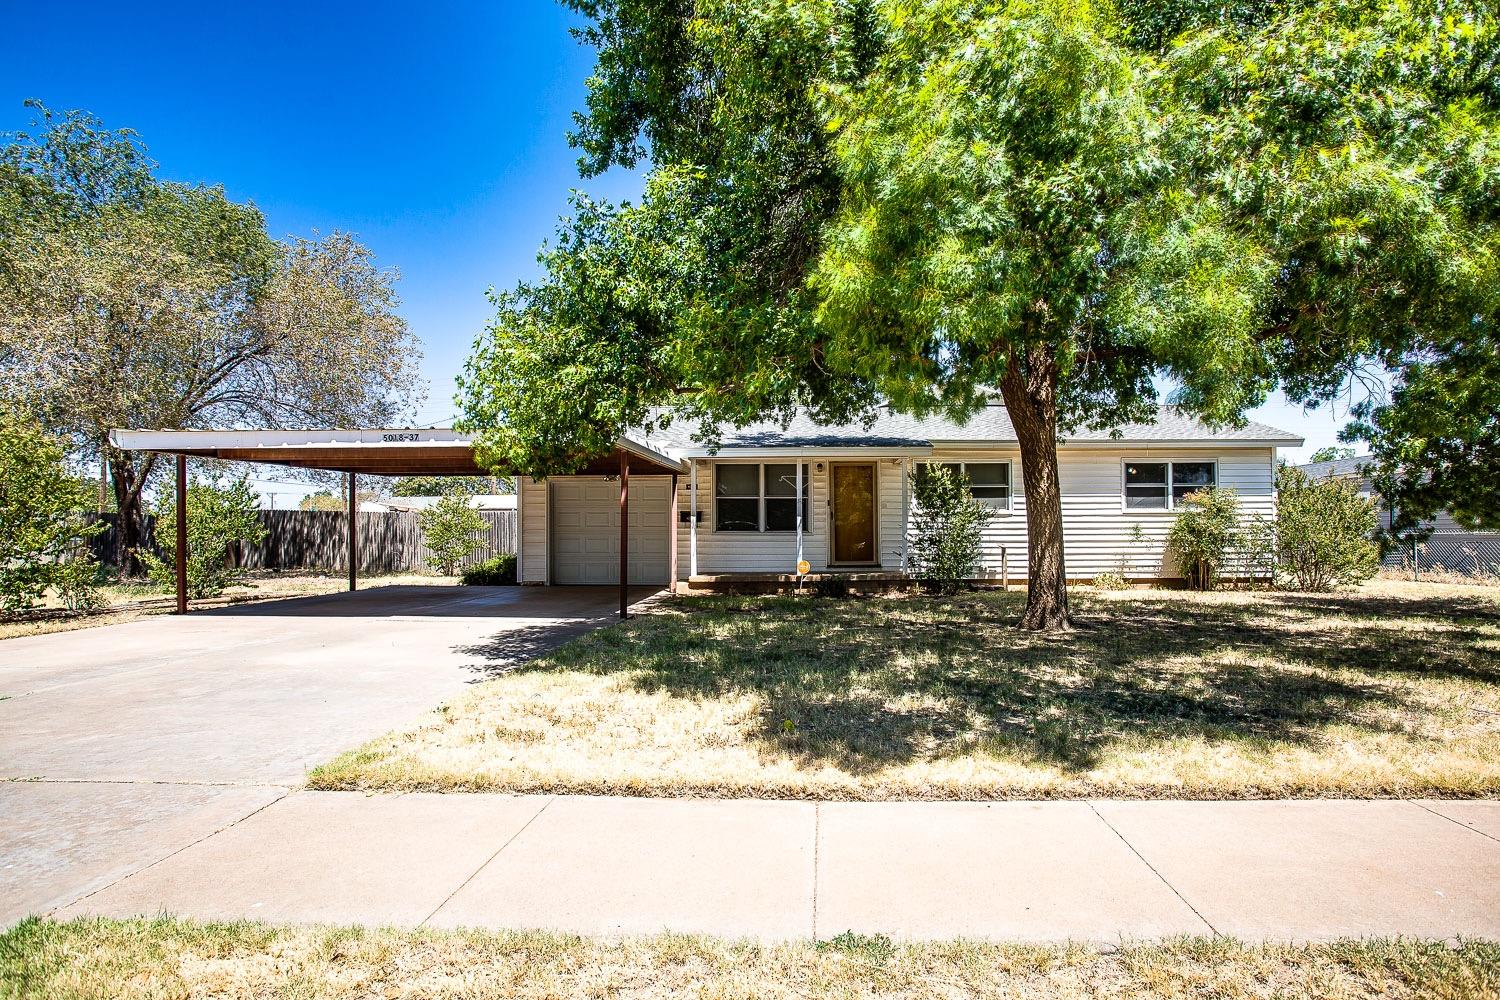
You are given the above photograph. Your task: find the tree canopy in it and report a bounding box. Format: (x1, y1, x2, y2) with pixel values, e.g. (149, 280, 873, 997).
(0, 103, 425, 565)
(460, 0, 1498, 628)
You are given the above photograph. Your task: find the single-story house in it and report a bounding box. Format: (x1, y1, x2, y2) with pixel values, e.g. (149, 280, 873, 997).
(522, 404, 1300, 588)
(115, 403, 1301, 604)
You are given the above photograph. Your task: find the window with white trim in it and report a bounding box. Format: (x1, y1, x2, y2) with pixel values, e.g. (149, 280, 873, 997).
(920, 461, 1012, 509)
(1123, 460, 1217, 510)
(714, 464, 811, 531)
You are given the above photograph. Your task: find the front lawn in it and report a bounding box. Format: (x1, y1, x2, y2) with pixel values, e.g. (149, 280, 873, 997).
(310, 580, 1500, 800)
(4, 918, 1497, 1000)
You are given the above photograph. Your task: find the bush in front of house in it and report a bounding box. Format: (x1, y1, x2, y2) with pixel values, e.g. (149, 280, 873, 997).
(419, 491, 488, 575)
(1274, 465, 1380, 591)
(908, 464, 993, 595)
(460, 553, 516, 586)
(0, 411, 105, 612)
(140, 476, 268, 599)
(1167, 486, 1243, 590)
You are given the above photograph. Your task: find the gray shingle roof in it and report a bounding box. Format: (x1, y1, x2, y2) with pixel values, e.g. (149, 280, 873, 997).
(1296, 455, 1376, 479)
(640, 404, 1301, 454)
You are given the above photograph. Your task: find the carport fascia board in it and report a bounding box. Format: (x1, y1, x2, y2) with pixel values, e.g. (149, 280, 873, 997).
(108, 429, 687, 477)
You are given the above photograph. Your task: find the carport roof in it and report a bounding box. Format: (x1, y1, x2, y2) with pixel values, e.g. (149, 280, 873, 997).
(108, 428, 687, 477)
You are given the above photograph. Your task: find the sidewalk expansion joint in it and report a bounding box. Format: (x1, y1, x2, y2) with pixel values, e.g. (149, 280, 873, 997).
(811, 801, 821, 940)
(1410, 799, 1500, 846)
(47, 786, 292, 917)
(419, 795, 556, 927)
(1087, 801, 1219, 937)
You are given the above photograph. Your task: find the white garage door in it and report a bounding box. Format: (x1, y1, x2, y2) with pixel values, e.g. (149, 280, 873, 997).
(550, 479, 671, 585)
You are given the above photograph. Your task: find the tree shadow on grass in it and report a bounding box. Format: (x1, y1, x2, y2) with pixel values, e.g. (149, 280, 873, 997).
(515, 589, 1500, 776)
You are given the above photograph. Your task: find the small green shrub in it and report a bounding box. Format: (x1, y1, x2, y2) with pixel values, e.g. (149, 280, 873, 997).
(908, 464, 993, 594)
(1274, 466, 1380, 591)
(419, 492, 488, 575)
(460, 553, 516, 586)
(0, 412, 105, 612)
(140, 476, 267, 599)
(1091, 570, 1129, 590)
(1167, 486, 1243, 590)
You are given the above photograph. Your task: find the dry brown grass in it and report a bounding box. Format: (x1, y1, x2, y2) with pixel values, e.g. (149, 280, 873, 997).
(3, 918, 1497, 1000)
(0, 572, 455, 641)
(309, 579, 1500, 800)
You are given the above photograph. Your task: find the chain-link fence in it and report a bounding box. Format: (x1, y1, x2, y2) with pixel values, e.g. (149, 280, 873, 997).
(1386, 533, 1500, 577)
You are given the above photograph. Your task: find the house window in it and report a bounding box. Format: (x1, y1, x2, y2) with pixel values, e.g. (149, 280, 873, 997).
(1124, 460, 1217, 510)
(715, 464, 811, 531)
(925, 461, 1013, 509)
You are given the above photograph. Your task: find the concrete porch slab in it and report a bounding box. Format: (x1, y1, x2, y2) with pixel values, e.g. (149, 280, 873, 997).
(427, 796, 817, 938)
(815, 801, 1210, 942)
(55, 791, 549, 927)
(1093, 800, 1500, 940)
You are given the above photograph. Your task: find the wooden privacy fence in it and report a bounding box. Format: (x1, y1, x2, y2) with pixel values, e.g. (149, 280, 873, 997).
(88, 510, 517, 574)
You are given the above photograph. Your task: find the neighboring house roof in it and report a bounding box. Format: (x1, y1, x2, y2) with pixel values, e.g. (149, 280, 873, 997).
(379, 494, 517, 513)
(639, 404, 1302, 457)
(1297, 456, 1376, 479)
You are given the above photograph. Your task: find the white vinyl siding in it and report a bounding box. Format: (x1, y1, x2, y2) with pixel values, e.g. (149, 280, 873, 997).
(674, 458, 907, 578)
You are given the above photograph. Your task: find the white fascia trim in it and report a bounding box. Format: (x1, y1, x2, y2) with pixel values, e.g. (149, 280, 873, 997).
(110, 428, 472, 451)
(928, 438, 1302, 450)
(616, 436, 689, 472)
(676, 445, 934, 459)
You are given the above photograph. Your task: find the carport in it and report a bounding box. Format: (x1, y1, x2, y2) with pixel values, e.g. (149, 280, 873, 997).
(108, 428, 687, 619)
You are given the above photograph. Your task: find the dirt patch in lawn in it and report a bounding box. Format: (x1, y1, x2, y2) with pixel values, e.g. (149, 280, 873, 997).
(310, 580, 1500, 800)
(5, 918, 1497, 1000)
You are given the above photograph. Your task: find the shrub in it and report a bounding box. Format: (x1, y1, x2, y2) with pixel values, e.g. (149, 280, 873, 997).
(419, 492, 488, 575)
(1166, 486, 1243, 590)
(461, 553, 516, 586)
(1091, 570, 1129, 590)
(0, 412, 105, 612)
(140, 476, 267, 599)
(908, 464, 994, 594)
(1274, 466, 1380, 591)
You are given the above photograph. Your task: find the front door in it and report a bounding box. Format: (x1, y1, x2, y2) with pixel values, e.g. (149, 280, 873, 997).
(831, 463, 877, 564)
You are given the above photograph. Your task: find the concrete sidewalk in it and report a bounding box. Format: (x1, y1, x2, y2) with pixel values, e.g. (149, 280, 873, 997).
(39, 793, 1500, 942)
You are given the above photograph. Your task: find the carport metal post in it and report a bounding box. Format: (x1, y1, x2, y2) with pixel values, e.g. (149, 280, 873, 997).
(347, 472, 358, 592)
(618, 452, 629, 618)
(174, 454, 187, 614)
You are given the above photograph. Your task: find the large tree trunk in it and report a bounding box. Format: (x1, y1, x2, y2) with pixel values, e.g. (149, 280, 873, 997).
(107, 449, 156, 576)
(999, 346, 1072, 632)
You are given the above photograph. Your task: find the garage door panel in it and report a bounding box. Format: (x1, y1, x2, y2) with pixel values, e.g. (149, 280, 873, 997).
(550, 480, 670, 585)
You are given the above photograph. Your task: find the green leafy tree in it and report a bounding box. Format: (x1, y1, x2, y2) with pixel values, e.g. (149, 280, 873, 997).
(1346, 330, 1500, 533)
(1273, 466, 1380, 591)
(0, 103, 424, 571)
(391, 475, 509, 497)
(908, 464, 993, 594)
(461, 0, 1498, 631)
(1309, 447, 1357, 464)
(1166, 487, 1243, 590)
(298, 491, 345, 512)
(140, 476, 268, 599)
(0, 411, 104, 611)
(418, 492, 488, 575)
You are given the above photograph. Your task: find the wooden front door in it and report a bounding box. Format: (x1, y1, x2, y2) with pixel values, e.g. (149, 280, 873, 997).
(831, 463, 877, 564)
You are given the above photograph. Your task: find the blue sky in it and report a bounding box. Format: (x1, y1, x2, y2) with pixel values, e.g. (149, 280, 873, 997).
(3, 0, 1358, 499)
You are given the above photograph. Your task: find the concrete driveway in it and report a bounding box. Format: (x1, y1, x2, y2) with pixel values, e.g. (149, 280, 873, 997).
(0, 585, 656, 925)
